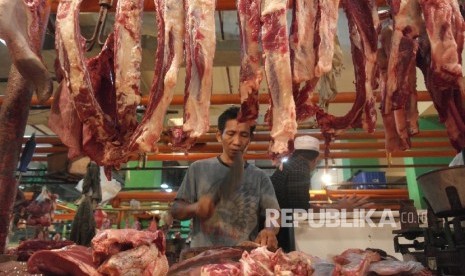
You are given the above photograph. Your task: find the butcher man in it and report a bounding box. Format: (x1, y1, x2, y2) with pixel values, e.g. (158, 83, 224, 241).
(171, 106, 280, 250)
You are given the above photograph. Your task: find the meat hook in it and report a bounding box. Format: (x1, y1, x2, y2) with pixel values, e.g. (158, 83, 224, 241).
(85, 0, 113, 51)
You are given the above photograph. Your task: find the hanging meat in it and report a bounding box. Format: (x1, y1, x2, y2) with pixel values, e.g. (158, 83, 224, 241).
(132, 0, 185, 153)
(55, 0, 119, 164)
(0, 0, 49, 254)
(316, 0, 380, 152)
(0, 0, 52, 103)
(169, 0, 216, 150)
(379, 0, 423, 153)
(289, 0, 340, 122)
(417, 0, 465, 151)
(236, 0, 262, 124)
(113, 0, 143, 142)
(261, 0, 298, 159)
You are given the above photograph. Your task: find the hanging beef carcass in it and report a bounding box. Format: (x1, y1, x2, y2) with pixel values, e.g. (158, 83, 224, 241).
(315, 0, 380, 153)
(169, 0, 216, 150)
(0, 0, 49, 254)
(131, 0, 185, 153)
(236, 0, 262, 124)
(55, 0, 119, 162)
(113, 0, 143, 142)
(55, 0, 145, 166)
(261, 0, 298, 159)
(380, 0, 423, 153)
(417, 0, 465, 151)
(289, 0, 340, 122)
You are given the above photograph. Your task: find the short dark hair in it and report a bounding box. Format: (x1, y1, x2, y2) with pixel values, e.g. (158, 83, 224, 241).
(217, 106, 256, 135)
(293, 149, 319, 161)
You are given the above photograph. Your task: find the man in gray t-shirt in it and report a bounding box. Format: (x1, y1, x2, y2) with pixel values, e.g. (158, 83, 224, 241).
(171, 107, 280, 249)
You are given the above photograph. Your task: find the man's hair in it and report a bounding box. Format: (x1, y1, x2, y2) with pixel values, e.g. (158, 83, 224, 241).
(293, 149, 319, 161)
(217, 106, 256, 135)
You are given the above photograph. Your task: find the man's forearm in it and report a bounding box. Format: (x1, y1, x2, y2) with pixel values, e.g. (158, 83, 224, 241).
(171, 200, 197, 220)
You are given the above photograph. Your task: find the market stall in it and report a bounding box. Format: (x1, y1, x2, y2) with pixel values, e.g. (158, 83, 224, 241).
(1, 0, 465, 275)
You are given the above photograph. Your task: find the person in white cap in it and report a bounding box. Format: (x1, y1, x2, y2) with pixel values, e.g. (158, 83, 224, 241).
(269, 135, 320, 252)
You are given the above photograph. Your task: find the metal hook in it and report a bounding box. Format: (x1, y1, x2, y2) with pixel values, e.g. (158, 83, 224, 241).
(84, 0, 113, 51)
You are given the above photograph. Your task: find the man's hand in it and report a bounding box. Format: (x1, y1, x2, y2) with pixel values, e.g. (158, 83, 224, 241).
(195, 195, 215, 220)
(334, 194, 374, 211)
(254, 228, 278, 251)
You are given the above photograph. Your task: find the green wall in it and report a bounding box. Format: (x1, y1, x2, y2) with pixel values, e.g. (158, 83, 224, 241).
(125, 161, 162, 188)
(404, 117, 454, 208)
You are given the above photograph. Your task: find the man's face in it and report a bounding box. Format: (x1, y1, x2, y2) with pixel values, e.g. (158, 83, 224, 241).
(216, 119, 252, 160)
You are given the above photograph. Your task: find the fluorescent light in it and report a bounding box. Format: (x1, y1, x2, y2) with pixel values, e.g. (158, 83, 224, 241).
(160, 183, 169, 189)
(281, 157, 288, 163)
(165, 188, 173, 193)
(0, 39, 5, 45)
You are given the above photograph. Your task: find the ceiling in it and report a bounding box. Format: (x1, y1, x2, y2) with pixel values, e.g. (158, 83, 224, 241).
(0, 5, 454, 166)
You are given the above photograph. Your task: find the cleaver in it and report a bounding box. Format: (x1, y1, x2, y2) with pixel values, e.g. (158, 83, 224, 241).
(209, 152, 244, 204)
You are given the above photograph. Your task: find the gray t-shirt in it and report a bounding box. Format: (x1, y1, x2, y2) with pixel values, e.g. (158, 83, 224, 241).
(175, 157, 280, 247)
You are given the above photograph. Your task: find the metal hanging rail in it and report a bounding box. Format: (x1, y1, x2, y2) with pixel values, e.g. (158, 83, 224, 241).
(0, 92, 433, 107)
(48, 0, 388, 13)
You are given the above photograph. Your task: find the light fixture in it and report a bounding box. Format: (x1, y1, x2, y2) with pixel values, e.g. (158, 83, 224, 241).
(160, 183, 169, 189)
(165, 188, 173, 193)
(0, 39, 5, 45)
(321, 172, 333, 186)
(281, 157, 288, 163)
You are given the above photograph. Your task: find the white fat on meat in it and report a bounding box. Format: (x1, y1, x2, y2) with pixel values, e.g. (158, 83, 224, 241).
(132, 0, 185, 152)
(420, 0, 464, 78)
(56, 0, 116, 143)
(384, 0, 422, 114)
(290, 0, 318, 83)
(98, 244, 168, 276)
(182, 0, 216, 139)
(314, 0, 341, 78)
(261, 0, 297, 158)
(114, 0, 143, 139)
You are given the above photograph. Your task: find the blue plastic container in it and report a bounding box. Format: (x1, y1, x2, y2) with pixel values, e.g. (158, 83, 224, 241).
(353, 171, 387, 189)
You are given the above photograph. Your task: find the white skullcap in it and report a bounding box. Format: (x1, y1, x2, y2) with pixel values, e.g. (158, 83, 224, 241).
(294, 135, 320, 152)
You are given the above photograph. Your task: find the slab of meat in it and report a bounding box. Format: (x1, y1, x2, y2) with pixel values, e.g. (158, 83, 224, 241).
(0, 0, 49, 254)
(131, 0, 185, 153)
(16, 239, 74, 261)
(289, 0, 340, 122)
(236, 0, 262, 124)
(379, 21, 410, 152)
(114, 0, 143, 141)
(289, 0, 318, 84)
(417, 0, 465, 151)
(368, 259, 431, 275)
(98, 243, 169, 276)
(314, 0, 341, 78)
(316, 0, 379, 151)
(171, 0, 216, 149)
(92, 229, 166, 265)
(201, 263, 242, 276)
(288, 0, 320, 122)
(27, 245, 99, 276)
(378, 0, 423, 153)
(0, 0, 52, 103)
(333, 248, 381, 275)
(383, 0, 422, 113)
(48, 82, 84, 159)
(167, 247, 244, 275)
(55, 0, 117, 150)
(261, 0, 297, 159)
